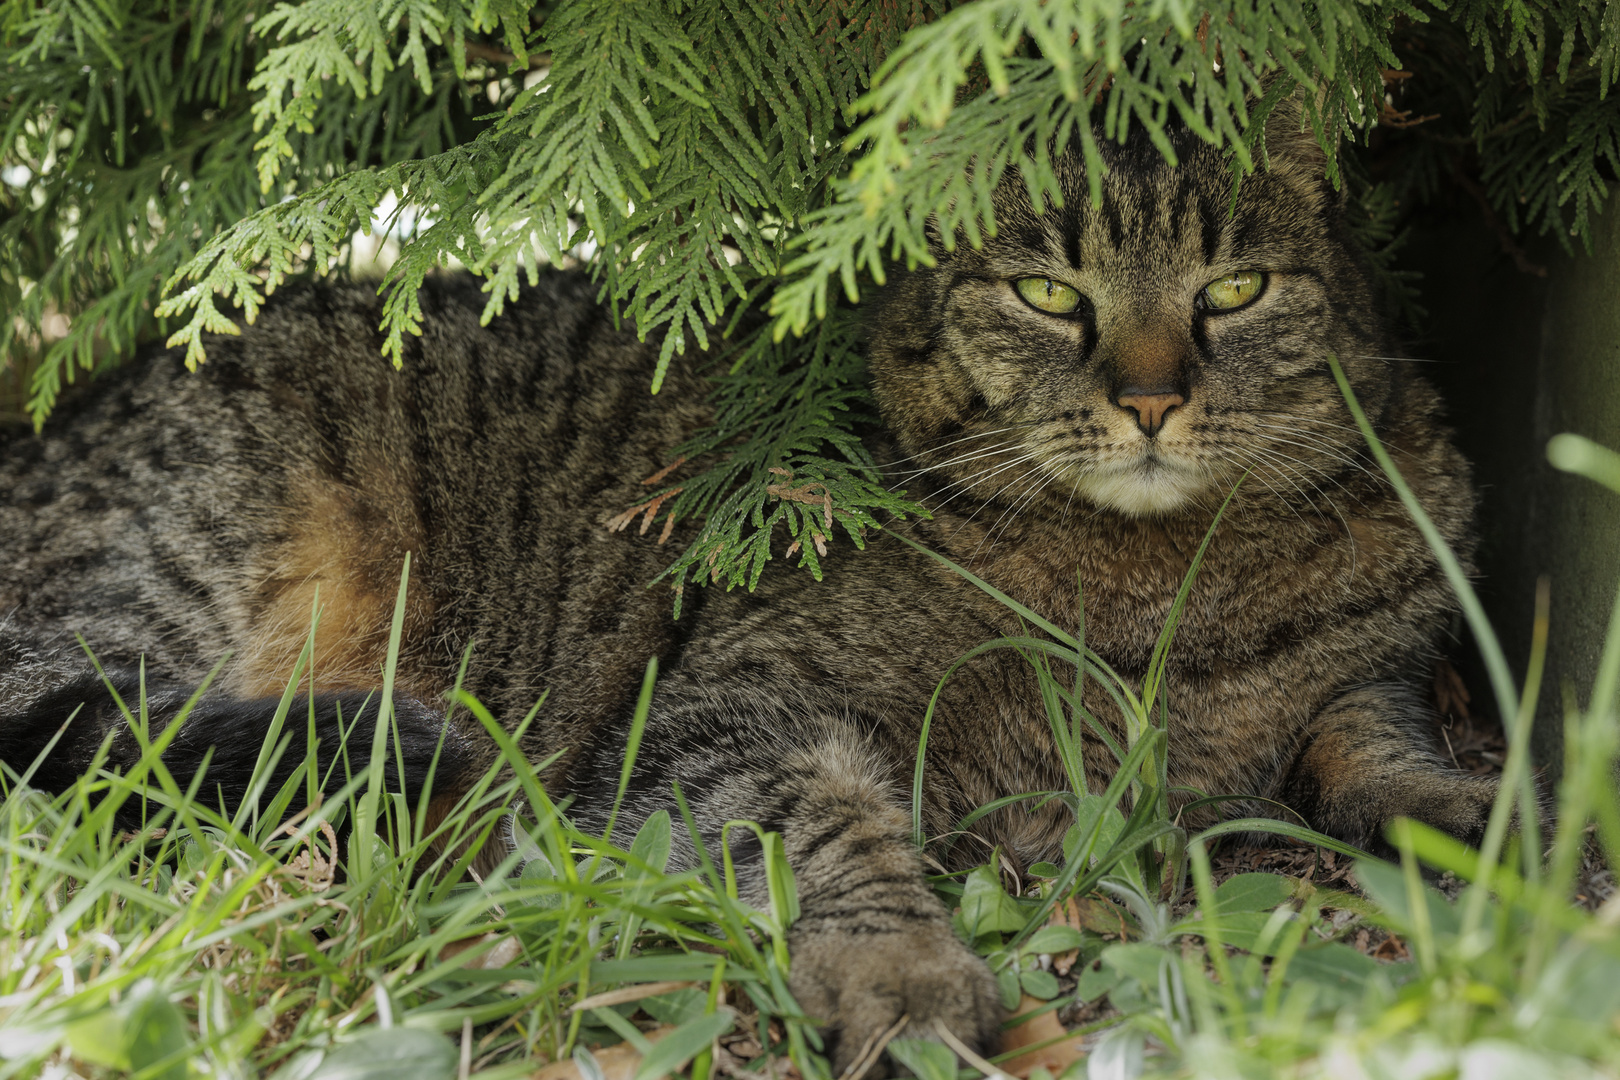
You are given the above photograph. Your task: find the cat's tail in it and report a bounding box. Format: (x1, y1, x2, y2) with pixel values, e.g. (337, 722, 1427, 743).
(0, 668, 476, 831)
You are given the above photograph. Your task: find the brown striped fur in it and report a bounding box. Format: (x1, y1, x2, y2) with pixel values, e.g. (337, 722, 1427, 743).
(1, 109, 1491, 1071)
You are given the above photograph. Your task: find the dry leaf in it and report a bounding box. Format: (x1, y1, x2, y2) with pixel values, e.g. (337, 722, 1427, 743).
(284, 821, 338, 892)
(442, 932, 524, 969)
(998, 996, 1085, 1078)
(1044, 895, 1123, 974)
(1043, 900, 1081, 976)
(572, 981, 698, 1012)
(533, 1027, 677, 1080)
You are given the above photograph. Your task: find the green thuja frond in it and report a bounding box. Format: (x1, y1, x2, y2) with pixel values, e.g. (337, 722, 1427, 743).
(769, 0, 1409, 335)
(4, 0, 1617, 594)
(645, 307, 917, 611)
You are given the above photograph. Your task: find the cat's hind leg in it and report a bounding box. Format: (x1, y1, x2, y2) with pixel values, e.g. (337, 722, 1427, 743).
(1278, 684, 1502, 853)
(0, 631, 476, 833)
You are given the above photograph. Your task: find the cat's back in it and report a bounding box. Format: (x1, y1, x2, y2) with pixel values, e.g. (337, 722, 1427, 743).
(0, 273, 705, 731)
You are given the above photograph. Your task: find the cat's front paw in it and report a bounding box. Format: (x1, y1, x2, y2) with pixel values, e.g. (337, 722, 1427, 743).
(788, 920, 1003, 1078)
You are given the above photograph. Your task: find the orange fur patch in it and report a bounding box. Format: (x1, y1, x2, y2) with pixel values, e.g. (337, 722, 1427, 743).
(234, 460, 434, 699)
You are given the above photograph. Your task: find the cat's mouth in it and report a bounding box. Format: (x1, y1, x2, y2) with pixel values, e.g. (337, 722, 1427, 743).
(1058, 449, 1214, 516)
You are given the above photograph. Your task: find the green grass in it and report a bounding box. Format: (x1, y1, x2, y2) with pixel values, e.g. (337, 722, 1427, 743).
(4, 369, 1620, 1079)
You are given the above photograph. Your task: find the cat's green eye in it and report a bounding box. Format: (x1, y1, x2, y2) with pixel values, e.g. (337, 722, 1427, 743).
(1201, 271, 1264, 311)
(1015, 277, 1084, 315)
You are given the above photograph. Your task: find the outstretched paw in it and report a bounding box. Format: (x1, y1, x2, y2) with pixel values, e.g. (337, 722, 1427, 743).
(788, 920, 1003, 1079)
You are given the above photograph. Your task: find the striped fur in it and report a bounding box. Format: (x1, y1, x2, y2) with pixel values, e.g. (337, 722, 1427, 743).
(1, 112, 1492, 1072)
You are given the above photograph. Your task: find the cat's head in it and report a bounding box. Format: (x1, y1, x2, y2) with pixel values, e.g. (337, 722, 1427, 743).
(867, 108, 1393, 518)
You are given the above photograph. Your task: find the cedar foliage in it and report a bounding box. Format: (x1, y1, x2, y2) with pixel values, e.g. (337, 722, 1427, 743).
(3, 0, 1617, 596)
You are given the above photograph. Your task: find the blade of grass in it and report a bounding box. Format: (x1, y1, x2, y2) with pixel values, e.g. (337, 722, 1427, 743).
(1329, 356, 1518, 730)
(354, 552, 412, 883)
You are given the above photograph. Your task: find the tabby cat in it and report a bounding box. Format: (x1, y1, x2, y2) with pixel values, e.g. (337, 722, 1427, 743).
(1, 107, 1494, 1069)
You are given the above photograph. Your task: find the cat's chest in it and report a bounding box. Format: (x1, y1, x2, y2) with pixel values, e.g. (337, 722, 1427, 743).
(957, 510, 1368, 671)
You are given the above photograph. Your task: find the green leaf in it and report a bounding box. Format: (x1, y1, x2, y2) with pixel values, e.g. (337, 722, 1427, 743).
(67, 979, 190, 1080)
(308, 1027, 459, 1080)
(592, 955, 755, 984)
(1211, 873, 1294, 914)
(1354, 858, 1461, 938)
(886, 1039, 959, 1080)
(1022, 925, 1087, 956)
(1020, 967, 1061, 1000)
(1074, 961, 1123, 1003)
(66, 1008, 130, 1070)
(640, 988, 710, 1026)
(1064, 797, 1126, 867)
(996, 966, 1023, 1011)
(631, 1010, 735, 1080)
(1100, 943, 1170, 990)
(1285, 943, 1378, 990)
(1172, 912, 1277, 954)
(960, 866, 1029, 939)
(630, 810, 674, 876)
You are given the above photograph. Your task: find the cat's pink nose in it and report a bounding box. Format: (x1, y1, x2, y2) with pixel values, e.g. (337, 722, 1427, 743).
(1115, 391, 1184, 437)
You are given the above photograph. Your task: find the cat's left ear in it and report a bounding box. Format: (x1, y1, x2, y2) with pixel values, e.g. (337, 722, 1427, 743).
(1253, 80, 1345, 209)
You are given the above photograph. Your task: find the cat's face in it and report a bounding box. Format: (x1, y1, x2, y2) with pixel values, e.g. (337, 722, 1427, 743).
(869, 120, 1392, 518)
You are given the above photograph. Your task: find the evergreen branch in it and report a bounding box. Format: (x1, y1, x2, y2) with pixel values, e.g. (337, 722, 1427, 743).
(768, 0, 1408, 337)
(6, 0, 1617, 595)
(642, 307, 922, 610)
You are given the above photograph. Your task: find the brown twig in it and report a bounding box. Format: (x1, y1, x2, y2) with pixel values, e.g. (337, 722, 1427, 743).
(765, 467, 833, 530)
(643, 455, 688, 486)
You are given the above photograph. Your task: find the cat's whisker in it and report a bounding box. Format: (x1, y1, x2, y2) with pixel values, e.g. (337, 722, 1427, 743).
(942, 453, 1063, 545)
(1229, 444, 1361, 578)
(888, 440, 1030, 482)
(878, 423, 1044, 471)
(1244, 425, 1386, 482)
(919, 421, 1043, 455)
(1212, 447, 1322, 532)
(1250, 411, 1425, 462)
(1220, 441, 1332, 512)
(925, 452, 1043, 513)
(976, 462, 1063, 555)
(1245, 428, 1380, 482)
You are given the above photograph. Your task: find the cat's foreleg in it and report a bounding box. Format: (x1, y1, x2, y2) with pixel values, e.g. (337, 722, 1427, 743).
(1278, 684, 1501, 853)
(596, 719, 1003, 1076)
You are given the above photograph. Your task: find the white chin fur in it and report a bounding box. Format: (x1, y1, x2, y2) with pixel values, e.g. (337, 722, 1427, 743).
(1069, 460, 1209, 516)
